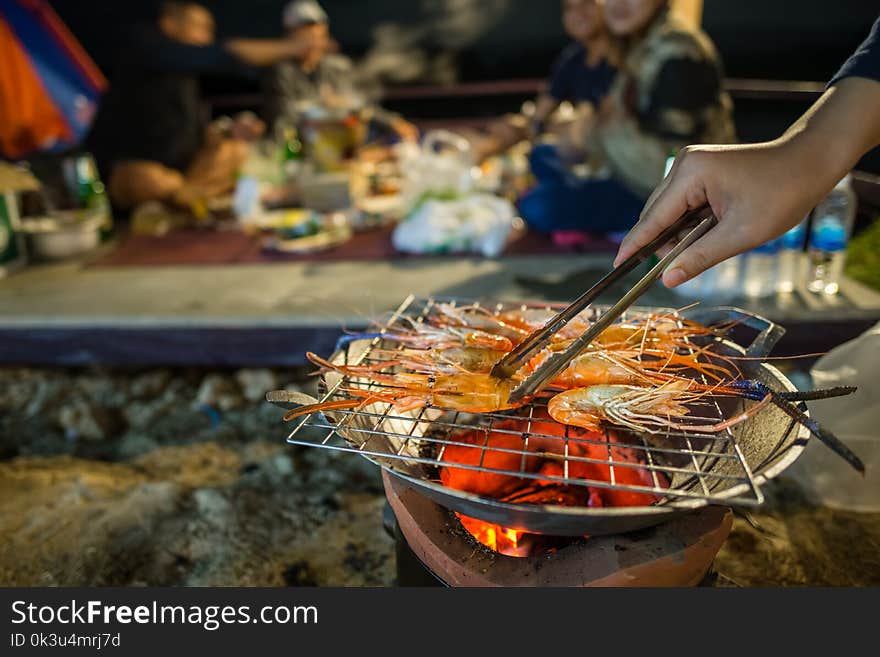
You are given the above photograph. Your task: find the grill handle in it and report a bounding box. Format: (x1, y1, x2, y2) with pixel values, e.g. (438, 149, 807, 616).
(681, 306, 785, 359)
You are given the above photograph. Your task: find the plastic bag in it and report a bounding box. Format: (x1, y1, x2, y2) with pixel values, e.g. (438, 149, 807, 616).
(786, 322, 880, 512)
(809, 322, 880, 434)
(391, 193, 516, 258)
(394, 130, 478, 212)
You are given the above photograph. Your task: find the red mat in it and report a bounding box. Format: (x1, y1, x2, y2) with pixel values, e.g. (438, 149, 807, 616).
(88, 225, 618, 267)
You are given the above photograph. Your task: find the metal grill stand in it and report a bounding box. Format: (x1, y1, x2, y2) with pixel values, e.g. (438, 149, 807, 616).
(278, 296, 807, 536)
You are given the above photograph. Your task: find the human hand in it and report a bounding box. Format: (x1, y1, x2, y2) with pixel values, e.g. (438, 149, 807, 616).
(613, 142, 822, 287)
(391, 117, 420, 143)
(616, 78, 880, 287)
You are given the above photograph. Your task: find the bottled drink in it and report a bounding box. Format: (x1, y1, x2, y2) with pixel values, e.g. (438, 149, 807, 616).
(72, 154, 113, 240)
(743, 239, 780, 298)
(807, 174, 856, 295)
(278, 126, 303, 181)
(671, 255, 741, 302)
(777, 217, 808, 293)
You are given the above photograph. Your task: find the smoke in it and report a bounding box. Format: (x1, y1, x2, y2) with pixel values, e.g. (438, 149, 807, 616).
(354, 0, 512, 94)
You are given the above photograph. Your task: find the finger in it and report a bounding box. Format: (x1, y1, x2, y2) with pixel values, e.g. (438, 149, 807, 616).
(614, 165, 698, 266)
(655, 242, 675, 259)
(661, 221, 748, 287)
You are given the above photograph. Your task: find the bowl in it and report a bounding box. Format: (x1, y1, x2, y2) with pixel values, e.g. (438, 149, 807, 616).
(21, 210, 103, 260)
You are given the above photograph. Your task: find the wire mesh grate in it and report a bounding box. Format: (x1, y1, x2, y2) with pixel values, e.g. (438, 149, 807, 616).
(286, 295, 778, 508)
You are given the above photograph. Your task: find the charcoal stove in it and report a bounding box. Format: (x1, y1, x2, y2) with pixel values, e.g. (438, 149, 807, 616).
(383, 472, 733, 586)
(270, 296, 813, 586)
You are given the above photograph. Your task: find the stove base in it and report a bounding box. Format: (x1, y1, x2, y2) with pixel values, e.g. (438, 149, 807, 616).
(384, 472, 733, 587)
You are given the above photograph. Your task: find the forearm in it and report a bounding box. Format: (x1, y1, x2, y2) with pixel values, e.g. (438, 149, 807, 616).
(532, 95, 560, 125)
(778, 77, 880, 192)
(225, 39, 301, 67)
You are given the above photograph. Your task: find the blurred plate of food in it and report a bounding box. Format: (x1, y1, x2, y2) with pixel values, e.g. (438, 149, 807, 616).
(261, 210, 352, 254)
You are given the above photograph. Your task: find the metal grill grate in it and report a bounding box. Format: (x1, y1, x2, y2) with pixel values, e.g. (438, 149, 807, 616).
(285, 296, 778, 508)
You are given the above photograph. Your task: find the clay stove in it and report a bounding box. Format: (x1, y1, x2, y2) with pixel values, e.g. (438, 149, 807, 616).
(383, 471, 732, 587)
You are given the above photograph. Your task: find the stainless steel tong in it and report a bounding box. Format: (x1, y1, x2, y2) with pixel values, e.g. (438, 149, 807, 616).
(492, 205, 718, 404)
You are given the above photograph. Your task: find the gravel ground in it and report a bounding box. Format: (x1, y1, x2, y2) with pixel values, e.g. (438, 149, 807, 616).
(1, 366, 877, 587)
(0, 366, 394, 586)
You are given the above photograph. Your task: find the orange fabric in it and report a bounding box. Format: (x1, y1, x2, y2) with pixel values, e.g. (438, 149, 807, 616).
(0, 17, 72, 159)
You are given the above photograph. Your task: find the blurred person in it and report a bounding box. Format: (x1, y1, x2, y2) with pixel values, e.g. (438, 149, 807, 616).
(87, 0, 321, 211)
(473, 0, 615, 164)
(519, 0, 734, 236)
(615, 16, 880, 288)
(263, 0, 418, 144)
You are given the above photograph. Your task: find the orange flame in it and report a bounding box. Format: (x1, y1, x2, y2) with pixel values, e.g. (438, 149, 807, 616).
(456, 513, 530, 557)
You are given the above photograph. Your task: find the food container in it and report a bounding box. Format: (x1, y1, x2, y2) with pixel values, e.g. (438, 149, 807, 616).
(20, 209, 103, 260)
(299, 171, 352, 212)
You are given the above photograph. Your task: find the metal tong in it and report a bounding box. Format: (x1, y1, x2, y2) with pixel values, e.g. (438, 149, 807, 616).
(492, 204, 718, 404)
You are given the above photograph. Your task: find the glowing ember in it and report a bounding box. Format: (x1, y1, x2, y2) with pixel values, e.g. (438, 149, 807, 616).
(441, 410, 669, 558)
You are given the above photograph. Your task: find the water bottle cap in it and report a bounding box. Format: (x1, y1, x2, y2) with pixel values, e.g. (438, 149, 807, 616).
(811, 221, 847, 251)
(780, 223, 806, 249)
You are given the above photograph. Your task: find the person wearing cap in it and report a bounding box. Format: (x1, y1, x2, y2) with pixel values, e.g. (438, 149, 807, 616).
(263, 0, 419, 143)
(88, 0, 323, 211)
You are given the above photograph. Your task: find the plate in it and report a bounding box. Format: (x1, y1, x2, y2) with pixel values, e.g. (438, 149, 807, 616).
(262, 223, 353, 254)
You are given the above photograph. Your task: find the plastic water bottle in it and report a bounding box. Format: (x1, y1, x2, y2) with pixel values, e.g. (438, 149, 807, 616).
(743, 239, 780, 298)
(807, 174, 856, 295)
(777, 217, 808, 293)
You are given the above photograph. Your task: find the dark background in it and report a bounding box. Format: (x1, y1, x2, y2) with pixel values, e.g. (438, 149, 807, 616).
(48, 0, 878, 82)
(49, 0, 879, 166)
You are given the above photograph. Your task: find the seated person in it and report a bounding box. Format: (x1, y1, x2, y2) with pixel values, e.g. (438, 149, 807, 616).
(473, 0, 615, 163)
(262, 0, 418, 144)
(87, 1, 320, 211)
(519, 0, 735, 236)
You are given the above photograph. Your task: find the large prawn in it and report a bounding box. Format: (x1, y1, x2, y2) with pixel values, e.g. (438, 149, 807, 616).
(547, 380, 864, 472)
(282, 352, 530, 421)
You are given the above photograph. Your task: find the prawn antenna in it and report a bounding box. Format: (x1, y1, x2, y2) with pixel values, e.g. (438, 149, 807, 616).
(726, 380, 863, 473)
(334, 332, 385, 352)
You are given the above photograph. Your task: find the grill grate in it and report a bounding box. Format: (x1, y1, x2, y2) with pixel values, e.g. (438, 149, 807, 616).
(286, 296, 777, 508)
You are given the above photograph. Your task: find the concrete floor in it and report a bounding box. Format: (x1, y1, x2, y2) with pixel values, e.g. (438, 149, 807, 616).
(3, 252, 880, 324)
(1, 252, 879, 365)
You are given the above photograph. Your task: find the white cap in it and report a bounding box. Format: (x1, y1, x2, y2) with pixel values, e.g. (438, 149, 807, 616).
(282, 0, 328, 30)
